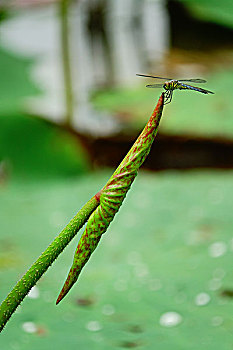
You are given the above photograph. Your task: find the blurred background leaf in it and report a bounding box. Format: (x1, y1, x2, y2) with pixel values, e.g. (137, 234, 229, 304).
(0, 0, 233, 348)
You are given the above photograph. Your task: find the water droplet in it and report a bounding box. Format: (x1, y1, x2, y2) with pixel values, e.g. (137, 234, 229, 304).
(159, 312, 182, 327)
(208, 278, 222, 291)
(102, 304, 115, 316)
(134, 264, 149, 279)
(195, 292, 211, 306)
(208, 242, 227, 258)
(22, 322, 37, 334)
(91, 333, 103, 343)
(211, 316, 223, 327)
(213, 268, 226, 279)
(27, 286, 39, 299)
(127, 251, 142, 265)
(86, 321, 102, 332)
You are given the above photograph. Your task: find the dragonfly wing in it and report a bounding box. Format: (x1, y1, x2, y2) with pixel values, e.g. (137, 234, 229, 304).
(178, 78, 207, 83)
(146, 84, 164, 88)
(136, 73, 171, 80)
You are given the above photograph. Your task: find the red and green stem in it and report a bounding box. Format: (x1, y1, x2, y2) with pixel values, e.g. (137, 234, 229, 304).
(56, 93, 164, 304)
(0, 93, 164, 331)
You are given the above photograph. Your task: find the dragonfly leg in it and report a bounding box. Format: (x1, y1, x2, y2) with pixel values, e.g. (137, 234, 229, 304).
(164, 90, 169, 103)
(168, 91, 173, 104)
(164, 90, 173, 104)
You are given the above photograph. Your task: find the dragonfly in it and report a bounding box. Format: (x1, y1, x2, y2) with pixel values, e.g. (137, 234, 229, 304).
(136, 74, 214, 104)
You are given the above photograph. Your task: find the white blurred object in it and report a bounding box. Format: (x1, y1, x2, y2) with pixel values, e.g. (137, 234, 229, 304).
(22, 321, 37, 333)
(106, 0, 141, 85)
(0, 0, 169, 134)
(208, 242, 227, 258)
(86, 320, 102, 332)
(27, 286, 40, 299)
(159, 311, 182, 327)
(0, 5, 65, 121)
(195, 292, 211, 306)
(142, 0, 169, 65)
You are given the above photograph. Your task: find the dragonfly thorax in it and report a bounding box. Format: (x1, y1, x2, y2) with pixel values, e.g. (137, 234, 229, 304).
(163, 80, 179, 91)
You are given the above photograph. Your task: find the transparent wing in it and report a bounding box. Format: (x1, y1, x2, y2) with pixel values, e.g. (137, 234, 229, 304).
(136, 73, 171, 80)
(137, 74, 207, 84)
(146, 84, 164, 88)
(178, 78, 207, 83)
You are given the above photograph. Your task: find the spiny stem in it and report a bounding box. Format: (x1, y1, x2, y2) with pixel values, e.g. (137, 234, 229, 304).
(0, 193, 100, 332)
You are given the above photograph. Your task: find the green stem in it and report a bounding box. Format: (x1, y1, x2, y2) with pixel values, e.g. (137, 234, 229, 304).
(59, 0, 73, 125)
(0, 193, 100, 332)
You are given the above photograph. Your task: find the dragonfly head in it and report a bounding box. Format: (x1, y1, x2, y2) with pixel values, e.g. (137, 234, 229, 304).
(163, 80, 177, 91)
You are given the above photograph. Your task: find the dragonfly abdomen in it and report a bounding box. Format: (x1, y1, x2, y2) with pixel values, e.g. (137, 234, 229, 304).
(178, 83, 214, 94)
